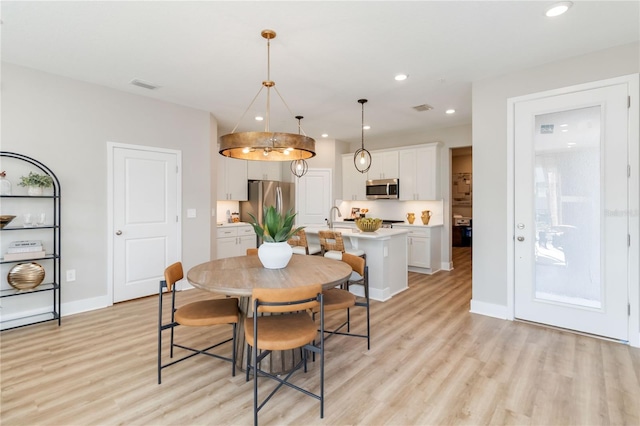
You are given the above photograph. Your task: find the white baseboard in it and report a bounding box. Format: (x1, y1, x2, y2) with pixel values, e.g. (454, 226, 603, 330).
(441, 261, 453, 271)
(370, 287, 391, 302)
(62, 295, 111, 317)
(469, 299, 508, 320)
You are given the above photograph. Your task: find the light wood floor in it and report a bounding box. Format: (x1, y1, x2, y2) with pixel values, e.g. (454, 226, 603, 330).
(1, 248, 639, 425)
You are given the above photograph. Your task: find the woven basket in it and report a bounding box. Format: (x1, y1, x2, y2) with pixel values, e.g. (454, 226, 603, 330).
(355, 218, 382, 232)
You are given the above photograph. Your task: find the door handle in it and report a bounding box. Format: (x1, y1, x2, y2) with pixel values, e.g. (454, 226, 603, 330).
(517, 236, 524, 241)
(115, 230, 122, 236)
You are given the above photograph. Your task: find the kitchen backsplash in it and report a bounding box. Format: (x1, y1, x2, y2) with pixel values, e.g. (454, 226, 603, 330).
(335, 199, 444, 225)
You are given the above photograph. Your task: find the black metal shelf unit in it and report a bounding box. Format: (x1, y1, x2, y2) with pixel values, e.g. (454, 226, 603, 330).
(0, 151, 61, 331)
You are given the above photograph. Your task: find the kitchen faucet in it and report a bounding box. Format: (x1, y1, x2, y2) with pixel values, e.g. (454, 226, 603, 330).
(328, 206, 342, 229)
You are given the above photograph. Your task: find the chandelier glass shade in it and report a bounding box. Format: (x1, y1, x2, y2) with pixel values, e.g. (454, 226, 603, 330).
(219, 29, 316, 162)
(290, 116, 309, 177)
(354, 98, 372, 173)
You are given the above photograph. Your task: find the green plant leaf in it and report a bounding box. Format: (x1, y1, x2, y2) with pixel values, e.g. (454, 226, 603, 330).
(247, 205, 304, 243)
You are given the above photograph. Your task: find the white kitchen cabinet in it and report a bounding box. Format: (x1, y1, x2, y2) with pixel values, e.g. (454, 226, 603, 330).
(368, 150, 399, 180)
(247, 161, 282, 181)
(217, 156, 248, 201)
(398, 143, 440, 200)
(342, 154, 368, 201)
(216, 225, 256, 259)
(393, 225, 442, 274)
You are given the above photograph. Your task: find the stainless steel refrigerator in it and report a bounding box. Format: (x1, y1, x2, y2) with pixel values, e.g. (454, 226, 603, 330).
(240, 180, 295, 245)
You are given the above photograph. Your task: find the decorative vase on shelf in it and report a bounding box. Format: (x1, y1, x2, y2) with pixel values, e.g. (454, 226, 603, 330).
(0, 171, 12, 195)
(258, 242, 293, 269)
(27, 186, 43, 196)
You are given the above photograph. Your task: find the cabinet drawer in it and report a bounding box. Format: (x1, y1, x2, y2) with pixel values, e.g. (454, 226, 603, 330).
(237, 226, 255, 236)
(216, 227, 237, 238)
(406, 228, 430, 238)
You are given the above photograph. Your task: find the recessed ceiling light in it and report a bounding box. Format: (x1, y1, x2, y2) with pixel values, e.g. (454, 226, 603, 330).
(321, 133, 328, 138)
(545, 1, 572, 17)
(255, 116, 264, 121)
(445, 109, 456, 114)
(363, 125, 371, 130)
(394, 74, 408, 81)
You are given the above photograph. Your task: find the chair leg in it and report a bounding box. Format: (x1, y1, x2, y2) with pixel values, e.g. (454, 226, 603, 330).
(253, 343, 259, 426)
(246, 342, 252, 382)
(231, 323, 237, 377)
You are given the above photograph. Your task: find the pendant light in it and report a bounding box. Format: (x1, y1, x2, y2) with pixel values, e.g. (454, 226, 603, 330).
(354, 98, 372, 173)
(290, 116, 309, 177)
(219, 30, 316, 161)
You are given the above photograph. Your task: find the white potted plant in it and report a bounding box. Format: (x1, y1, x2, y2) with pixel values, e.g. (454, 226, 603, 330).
(248, 206, 304, 269)
(18, 172, 53, 196)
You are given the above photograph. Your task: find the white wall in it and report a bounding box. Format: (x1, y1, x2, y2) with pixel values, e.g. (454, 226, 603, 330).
(1, 63, 213, 314)
(472, 42, 639, 312)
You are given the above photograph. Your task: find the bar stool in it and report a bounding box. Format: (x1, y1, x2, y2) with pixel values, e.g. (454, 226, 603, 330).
(288, 229, 321, 255)
(318, 230, 365, 260)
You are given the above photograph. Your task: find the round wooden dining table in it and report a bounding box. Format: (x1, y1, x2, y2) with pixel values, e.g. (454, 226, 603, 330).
(187, 253, 352, 373)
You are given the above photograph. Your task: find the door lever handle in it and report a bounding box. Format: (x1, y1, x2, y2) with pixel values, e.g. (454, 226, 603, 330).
(115, 230, 122, 236)
(517, 236, 524, 241)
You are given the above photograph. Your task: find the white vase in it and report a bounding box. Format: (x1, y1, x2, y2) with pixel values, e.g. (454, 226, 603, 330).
(28, 186, 43, 196)
(258, 242, 293, 269)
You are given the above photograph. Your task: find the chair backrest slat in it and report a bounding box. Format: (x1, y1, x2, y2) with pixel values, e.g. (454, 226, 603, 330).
(341, 252, 365, 276)
(253, 284, 322, 313)
(164, 262, 184, 291)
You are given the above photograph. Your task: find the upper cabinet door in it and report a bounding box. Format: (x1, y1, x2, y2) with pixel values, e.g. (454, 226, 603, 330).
(368, 151, 399, 180)
(398, 144, 440, 200)
(217, 156, 248, 201)
(247, 161, 282, 181)
(415, 145, 439, 200)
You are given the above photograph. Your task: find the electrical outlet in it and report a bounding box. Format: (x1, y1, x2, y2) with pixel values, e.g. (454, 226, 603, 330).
(66, 269, 76, 282)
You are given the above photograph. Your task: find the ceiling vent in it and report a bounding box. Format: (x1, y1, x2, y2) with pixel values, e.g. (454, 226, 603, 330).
(130, 78, 160, 90)
(412, 104, 434, 112)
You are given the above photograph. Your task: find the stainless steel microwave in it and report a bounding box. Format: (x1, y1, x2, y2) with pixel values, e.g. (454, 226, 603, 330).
(366, 178, 399, 199)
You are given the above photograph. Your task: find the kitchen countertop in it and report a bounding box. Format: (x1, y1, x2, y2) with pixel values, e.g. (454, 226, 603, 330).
(303, 226, 408, 239)
(392, 223, 444, 228)
(216, 221, 252, 227)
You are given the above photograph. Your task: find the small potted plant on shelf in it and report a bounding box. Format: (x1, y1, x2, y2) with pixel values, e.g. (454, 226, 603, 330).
(248, 206, 304, 269)
(18, 172, 53, 196)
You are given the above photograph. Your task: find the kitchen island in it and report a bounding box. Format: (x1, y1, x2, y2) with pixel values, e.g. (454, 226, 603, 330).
(303, 226, 408, 301)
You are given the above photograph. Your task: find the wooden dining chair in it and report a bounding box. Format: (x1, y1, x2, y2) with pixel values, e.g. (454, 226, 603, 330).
(245, 284, 325, 426)
(318, 230, 365, 260)
(316, 253, 370, 350)
(287, 229, 321, 255)
(157, 262, 239, 384)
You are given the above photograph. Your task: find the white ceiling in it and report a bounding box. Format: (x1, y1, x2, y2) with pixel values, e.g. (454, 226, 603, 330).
(2, 1, 638, 144)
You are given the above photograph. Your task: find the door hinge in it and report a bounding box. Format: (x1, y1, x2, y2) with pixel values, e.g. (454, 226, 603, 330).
(176, 165, 179, 173)
(628, 165, 631, 178)
(628, 234, 631, 247)
(176, 215, 179, 223)
(628, 95, 631, 109)
(629, 303, 631, 316)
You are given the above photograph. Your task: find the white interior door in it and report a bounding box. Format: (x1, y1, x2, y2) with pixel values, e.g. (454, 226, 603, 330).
(112, 146, 180, 302)
(514, 83, 629, 341)
(295, 168, 331, 225)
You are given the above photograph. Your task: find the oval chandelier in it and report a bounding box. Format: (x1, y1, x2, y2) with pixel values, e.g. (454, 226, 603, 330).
(290, 116, 309, 177)
(354, 98, 372, 173)
(219, 29, 316, 162)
